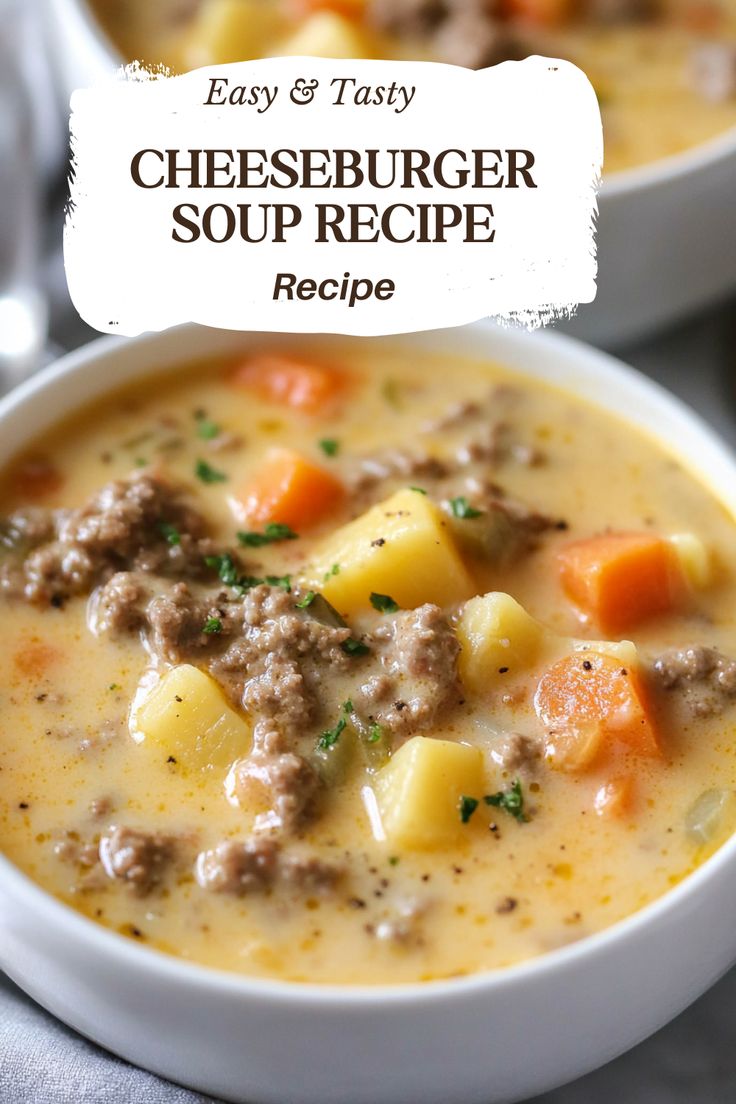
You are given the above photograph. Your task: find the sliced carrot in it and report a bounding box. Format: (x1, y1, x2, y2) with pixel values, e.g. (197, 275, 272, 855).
(594, 776, 635, 818)
(10, 456, 63, 502)
(231, 355, 346, 414)
(681, 0, 723, 31)
(535, 651, 661, 769)
(558, 531, 686, 634)
(233, 448, 345, 530)
(500, 0, 575, 26)
(291, 0, 366, 19)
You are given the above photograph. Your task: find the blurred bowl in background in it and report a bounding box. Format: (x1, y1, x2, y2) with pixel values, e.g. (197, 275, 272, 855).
(46, 0, 736, 349)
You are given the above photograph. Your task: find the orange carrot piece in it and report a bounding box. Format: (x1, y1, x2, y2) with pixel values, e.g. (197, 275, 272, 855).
(594, 776, 635, 818)
(535, 651, 661, 768)
(234, 448, 345, 530)
(11, 456, 63, 502)
(500, 0, 575, 26)
(291, 0, 365, 19)
(231, 355, 346, 414)
(558, 531, 686, 634)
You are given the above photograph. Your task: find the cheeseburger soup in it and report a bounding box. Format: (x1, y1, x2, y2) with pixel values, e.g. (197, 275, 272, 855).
(88, 0, 736, 172)
(2, 341, 736, 983)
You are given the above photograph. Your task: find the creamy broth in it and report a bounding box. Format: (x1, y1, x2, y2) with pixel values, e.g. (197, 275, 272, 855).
(87, 0, 736, 173)
(2, 340, 736, 983)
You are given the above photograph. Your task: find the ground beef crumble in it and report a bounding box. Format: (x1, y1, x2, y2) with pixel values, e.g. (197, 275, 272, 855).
(651, 645, 736, 717)
(0, 473, 217, 605)
(356, 604, 461, 739)
(195, 836, 342, 896)
(98, 825, 177, 896)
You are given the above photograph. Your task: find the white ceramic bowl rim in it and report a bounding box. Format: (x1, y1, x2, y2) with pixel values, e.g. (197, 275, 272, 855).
(68, 0, 736, 199)
(2, 322, 736, 1011)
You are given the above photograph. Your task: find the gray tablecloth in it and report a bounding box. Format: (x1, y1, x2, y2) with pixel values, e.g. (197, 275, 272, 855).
(2, 296, 736, 1103)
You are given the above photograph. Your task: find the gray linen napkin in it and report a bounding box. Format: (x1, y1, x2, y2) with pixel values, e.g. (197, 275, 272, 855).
(0, 974, 222, 1103)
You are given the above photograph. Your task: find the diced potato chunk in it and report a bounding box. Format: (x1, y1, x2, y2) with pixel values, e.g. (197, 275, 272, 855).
(667, 533, 711, 589)
(303, 488, 475, 615)
(176, 0, 287, 66)
(131, 665, 250, 772)
(373, 737, 484, 849)
(275, 12, 370, 58)
(457, 592, 549, 694)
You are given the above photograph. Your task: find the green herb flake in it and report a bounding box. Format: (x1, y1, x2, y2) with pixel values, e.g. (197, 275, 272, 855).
(449, 496, 483, 520)
(203, 553, 261, 596)
(319, 438, 340, 458)
(108, 683, 121, 692)
(370, 592, 399, 614)
(410, 486, 427, 495)
(296, 590, 317, 609)
(342, 637, 370, 657)
(204, 552, 239, 587)
(317, 716, 346, 750)
(459, 795, 479, 824)
(203, 617, 223, 635)
(195, 412, 221, 440)
(484, 779, 527, 823)
(237, 523, 298, 547)
(317, 700, 353, 751)
(323, 563, 340, 582)
(368, 723, 383, 744)
(266, 574, 292, 593)
(134, 457, 148, 468)
(388, 855, 400, 866)
(195, 459, 227, 484)
(157, 521, 181, 547)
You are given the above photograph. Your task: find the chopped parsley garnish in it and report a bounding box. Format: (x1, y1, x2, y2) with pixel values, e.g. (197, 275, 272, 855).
(317, 700, 353, 750)
(237, 523, 298, 547)
(265, 574, 292, 593)
(342, 637, 370, 657)
(410, 486, 427, 495)
(108, 683, 121, 692)
(319, 438, 340, 457)
(484, 779, 527, 823)
(134, 457, 148, 468)
(370, 592, 399, 614)
(449, 496, 483, 519)
(296, 590, 317, 609)
(195, 412, 221, 440)
(203, 553, 291, 595)
(323, 563, 340, 582)
(388, 855, 400, 866)
(459, 795, 479, 824)
(157, 521, 181, 546)
(205, 552, 240, 587)
(195, 458, 227, 484)
(203, 617, 223, 634)
(367, 723, 383, 744)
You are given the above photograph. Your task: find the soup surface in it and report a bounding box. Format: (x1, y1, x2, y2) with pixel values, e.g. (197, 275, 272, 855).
(2, 339, 736, 983)
(88, 0, 736, 172)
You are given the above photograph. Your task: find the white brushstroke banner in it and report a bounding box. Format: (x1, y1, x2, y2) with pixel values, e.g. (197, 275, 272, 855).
(65, 56, 602, 337)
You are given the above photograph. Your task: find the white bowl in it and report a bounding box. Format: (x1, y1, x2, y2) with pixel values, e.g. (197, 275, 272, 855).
(45, 0, 736, 347)
(2, 321, 736, 1103)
